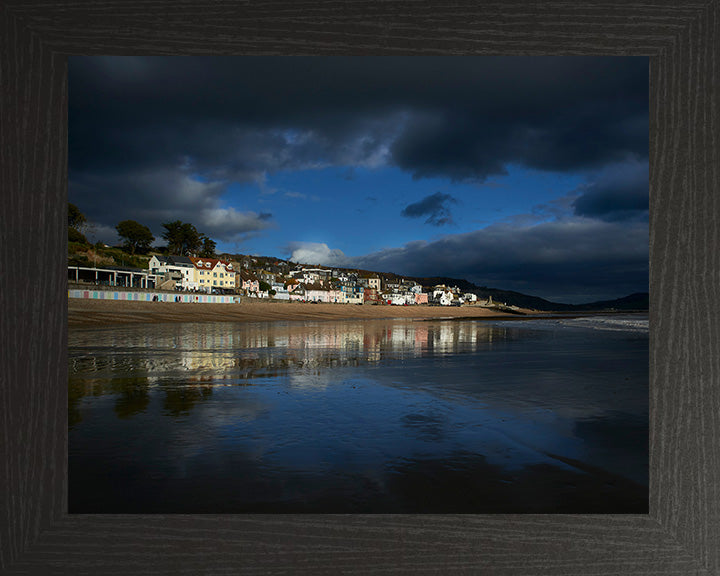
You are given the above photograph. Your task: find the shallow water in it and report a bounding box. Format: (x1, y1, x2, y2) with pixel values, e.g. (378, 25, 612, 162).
(69, 315, 648, 513)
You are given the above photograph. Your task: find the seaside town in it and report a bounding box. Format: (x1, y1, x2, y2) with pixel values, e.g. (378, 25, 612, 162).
(69, 250, 508, 309)
(66, 205, 514, 309)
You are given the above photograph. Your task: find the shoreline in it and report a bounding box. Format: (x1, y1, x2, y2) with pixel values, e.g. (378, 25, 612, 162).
(68, 297, 536, 328)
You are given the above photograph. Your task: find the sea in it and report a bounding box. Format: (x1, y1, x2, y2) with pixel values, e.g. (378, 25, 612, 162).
(68, 314, 648, 513)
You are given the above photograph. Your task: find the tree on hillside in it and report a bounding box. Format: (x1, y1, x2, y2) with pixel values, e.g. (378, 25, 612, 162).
(116, 220, 155, 255)
(199, 234, 217, 258)
(68, 227, 88, 244)
(68, 203, 87, 231)
(161, 220, 202, 256)
(68, 203, 89, 243)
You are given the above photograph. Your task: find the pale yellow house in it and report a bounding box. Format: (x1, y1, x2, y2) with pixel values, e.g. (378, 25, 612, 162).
(189, 257, 237, 293)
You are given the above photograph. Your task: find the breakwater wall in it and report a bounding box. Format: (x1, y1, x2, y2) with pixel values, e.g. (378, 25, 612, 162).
(68, 289, 241, 304)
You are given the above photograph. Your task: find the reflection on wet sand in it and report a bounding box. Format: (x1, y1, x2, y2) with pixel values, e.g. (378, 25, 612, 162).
(69, 317, 648, 513)
(69, 319, 510, 379)
(70, 320, 508, 426)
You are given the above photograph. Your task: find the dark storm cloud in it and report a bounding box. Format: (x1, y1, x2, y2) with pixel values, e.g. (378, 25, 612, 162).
(401, 192, 457, 226)
(572, 161, 648, 221)
(69, 55, 647, 247)
(70, 168, 275, 245)
(70, 56, 647, 180)
(288, 215, 648, 303)
(70, 56, 407, 178)
(352, 219, 648, 303)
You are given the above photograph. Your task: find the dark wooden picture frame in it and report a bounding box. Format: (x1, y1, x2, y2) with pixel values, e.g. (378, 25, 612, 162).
(1, 2, 718, 574)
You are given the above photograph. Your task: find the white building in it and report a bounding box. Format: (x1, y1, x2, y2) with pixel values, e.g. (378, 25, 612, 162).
(430, 288, 456, 306)
(290, 268, 332, 285)
(148, 255, 197, 290)
(271, 282, 290, 300)
(387, 292, 415, 306)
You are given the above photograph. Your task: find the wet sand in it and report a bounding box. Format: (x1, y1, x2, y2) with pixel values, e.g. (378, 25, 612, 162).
(68, 297, 530, 328)
(69, 307, 647, 513)
(68, 317, 648, 513)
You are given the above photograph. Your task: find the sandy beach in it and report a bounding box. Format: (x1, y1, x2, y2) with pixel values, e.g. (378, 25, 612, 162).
(68, 297, 529, 328)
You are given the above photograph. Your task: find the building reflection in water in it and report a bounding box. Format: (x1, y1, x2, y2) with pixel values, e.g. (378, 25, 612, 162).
(69, 319, 509, 385)
(68, 320, 512, 422)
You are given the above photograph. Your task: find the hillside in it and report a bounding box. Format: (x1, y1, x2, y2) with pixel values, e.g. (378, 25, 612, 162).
(69, 242, 647, 312)
(410, 275, 648, 311)
(220, 257, 649, 312)
(568, 292, 649, 311)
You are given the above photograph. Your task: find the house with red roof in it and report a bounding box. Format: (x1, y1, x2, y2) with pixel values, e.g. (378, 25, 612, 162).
(189, 257, 237, 293)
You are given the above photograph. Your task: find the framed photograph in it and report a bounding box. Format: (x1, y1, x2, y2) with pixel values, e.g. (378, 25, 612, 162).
(66, 55, 649, 516)
(2, 1, 718, 574)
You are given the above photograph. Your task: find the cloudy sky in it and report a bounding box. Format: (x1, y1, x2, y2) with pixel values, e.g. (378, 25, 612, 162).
(69, 56, 648, 303)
